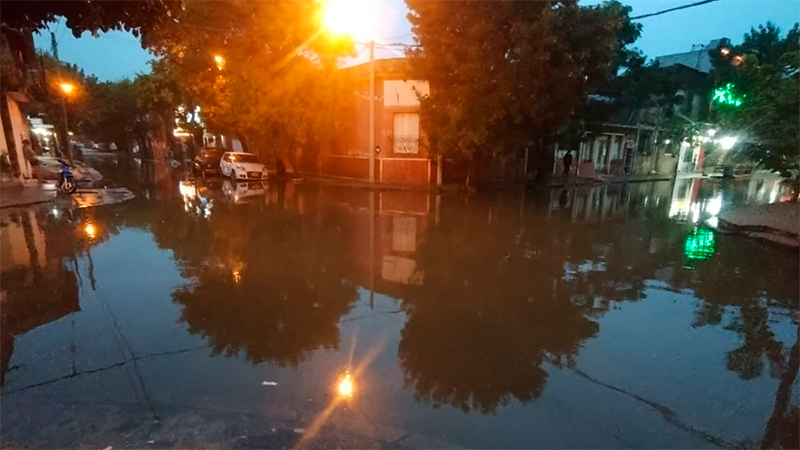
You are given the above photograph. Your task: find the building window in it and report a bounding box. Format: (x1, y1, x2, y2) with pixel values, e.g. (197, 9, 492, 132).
(392, 113, 420, 154)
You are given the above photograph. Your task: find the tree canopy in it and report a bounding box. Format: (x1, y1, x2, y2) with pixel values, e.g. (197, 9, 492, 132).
(713, 22, 800, 180)
(143, 0, 355, 170)
(405, 0, 641, 179)
(0, 0, 183, 38)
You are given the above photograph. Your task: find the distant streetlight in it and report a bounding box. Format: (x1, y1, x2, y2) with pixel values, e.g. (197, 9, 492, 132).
(213, 54, 225, 70)
(717, 136, 738, 150)
(323, 0, 379, 183)
(57, 81, 76, 163)
(59, 82, 75, 95)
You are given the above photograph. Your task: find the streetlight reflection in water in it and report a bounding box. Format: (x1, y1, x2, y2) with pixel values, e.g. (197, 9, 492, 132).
(337, 373, 354, 398)
(84, 223, 96, 239)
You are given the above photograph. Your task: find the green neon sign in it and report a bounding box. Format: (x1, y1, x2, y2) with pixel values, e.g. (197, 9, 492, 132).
(712, 83, 745, 107)
(684, 227, 716, 261)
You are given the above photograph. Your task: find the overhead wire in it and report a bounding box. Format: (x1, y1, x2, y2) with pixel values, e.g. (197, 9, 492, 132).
(630, 0, 721, 20)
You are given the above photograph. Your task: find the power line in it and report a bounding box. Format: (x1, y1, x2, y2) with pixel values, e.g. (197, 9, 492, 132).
(630, 0, 721, 20)
(382, 32, 412, 41)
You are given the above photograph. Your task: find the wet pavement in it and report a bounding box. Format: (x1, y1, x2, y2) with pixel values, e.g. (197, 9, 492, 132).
(1, 163, 798, 449)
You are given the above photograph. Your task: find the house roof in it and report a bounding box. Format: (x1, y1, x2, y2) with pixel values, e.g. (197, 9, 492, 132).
(655, 51, 713, 74)
(341, 57, 418, 81)
(654, 38, 728, 74)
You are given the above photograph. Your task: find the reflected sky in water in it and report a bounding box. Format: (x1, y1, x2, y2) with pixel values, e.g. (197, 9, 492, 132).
(1, 165, 797, 448)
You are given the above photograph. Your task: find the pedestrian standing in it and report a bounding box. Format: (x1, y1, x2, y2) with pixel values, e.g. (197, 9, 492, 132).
(562, 150, 573, 178)
(22, 139, 43, 183)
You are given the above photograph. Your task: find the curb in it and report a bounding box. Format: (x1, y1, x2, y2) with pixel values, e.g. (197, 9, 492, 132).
(718, 218, 800, 249)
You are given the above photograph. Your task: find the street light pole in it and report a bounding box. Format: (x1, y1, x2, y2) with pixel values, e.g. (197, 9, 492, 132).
(368, 40, 375, 183)
(60, 95, 73, 164)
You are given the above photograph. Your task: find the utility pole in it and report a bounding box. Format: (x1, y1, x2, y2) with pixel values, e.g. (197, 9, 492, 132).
(51, 31, 72, 163)
(368, 40, 375, 183)
(50, 32, 58, 59)
(60, 96, 72, 164)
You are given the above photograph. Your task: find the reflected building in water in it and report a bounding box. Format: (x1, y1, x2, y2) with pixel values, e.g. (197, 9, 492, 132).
(0, 208, 80, 387)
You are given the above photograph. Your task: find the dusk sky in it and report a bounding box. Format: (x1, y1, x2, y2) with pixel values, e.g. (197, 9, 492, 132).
(33, 0, 800, 81)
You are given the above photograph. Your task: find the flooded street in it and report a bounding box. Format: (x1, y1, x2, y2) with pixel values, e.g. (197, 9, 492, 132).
(1, 167, 798, 448)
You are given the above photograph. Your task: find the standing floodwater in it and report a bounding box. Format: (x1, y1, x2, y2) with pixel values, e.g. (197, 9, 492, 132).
(1, 173, 797, 448)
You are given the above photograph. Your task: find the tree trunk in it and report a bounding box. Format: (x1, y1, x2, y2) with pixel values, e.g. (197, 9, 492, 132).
(275, 156, 287, 178)
(465, 146, 483, 191)
(532, 137, 552, 184)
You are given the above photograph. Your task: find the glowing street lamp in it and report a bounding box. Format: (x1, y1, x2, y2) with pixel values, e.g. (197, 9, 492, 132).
(323, 0, 378, 42)
(59, 82, 75, 95)
(323, 0, 379, 183)
(213, 54, 225, 70)
(717, 136, 738, 150)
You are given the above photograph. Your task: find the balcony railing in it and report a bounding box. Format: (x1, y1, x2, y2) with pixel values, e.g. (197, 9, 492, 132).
(390, 135, 420, 155)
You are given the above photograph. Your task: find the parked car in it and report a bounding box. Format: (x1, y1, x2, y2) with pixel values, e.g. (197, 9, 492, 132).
(219, 152, 268, 181)
(193, 148, 223, 176)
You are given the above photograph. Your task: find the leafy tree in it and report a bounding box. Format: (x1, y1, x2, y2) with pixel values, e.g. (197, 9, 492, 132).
(145, 0, 355, 175)
(0, 0, 183, 39)
(405, 0, 641, 185)
(713, 22, 800, 187)
(80, 79, 146, 151)
(133, 60, 184, 156)
(23, 52, 98, 156)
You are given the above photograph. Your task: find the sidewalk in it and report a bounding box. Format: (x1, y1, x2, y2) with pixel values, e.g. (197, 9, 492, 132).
(719, 202, 800, 248)
(0, 183, 59, 208)
(540, 173, 676, 188)
(1, 183, 136, 209)
(299, 172, 680, 192)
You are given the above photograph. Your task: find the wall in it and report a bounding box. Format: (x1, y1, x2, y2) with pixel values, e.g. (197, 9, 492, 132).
(325, 63, 435, 184)
(6, 95, 30, 178)
(636, 152, 678, 175)
(321, 155, 371, 180)
(380, 158, 431, 184)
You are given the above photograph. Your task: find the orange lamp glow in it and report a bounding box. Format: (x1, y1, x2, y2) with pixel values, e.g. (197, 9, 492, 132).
(323, 0, 378, 41)
(59, 82, 75, 95)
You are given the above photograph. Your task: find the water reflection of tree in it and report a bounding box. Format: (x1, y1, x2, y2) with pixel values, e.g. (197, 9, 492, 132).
(398, 200, 600, 413)
(159, 199, 360, 367)
(399, 192, 798, 430)
(667, 237, 799, 448)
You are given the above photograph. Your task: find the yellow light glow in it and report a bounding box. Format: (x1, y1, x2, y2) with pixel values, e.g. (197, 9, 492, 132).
(232, 270, 242, 284)
(84, 223, 96, 239)
(213, 54, 225, 70)
(323, 0, 378, 41)
(337, 373, 354, 398)
(59, 82, 75, 95)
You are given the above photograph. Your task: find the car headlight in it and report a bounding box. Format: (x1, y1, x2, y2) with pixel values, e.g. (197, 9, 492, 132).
(262, 167, 268, 172)
(236, 164, 245, 170)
